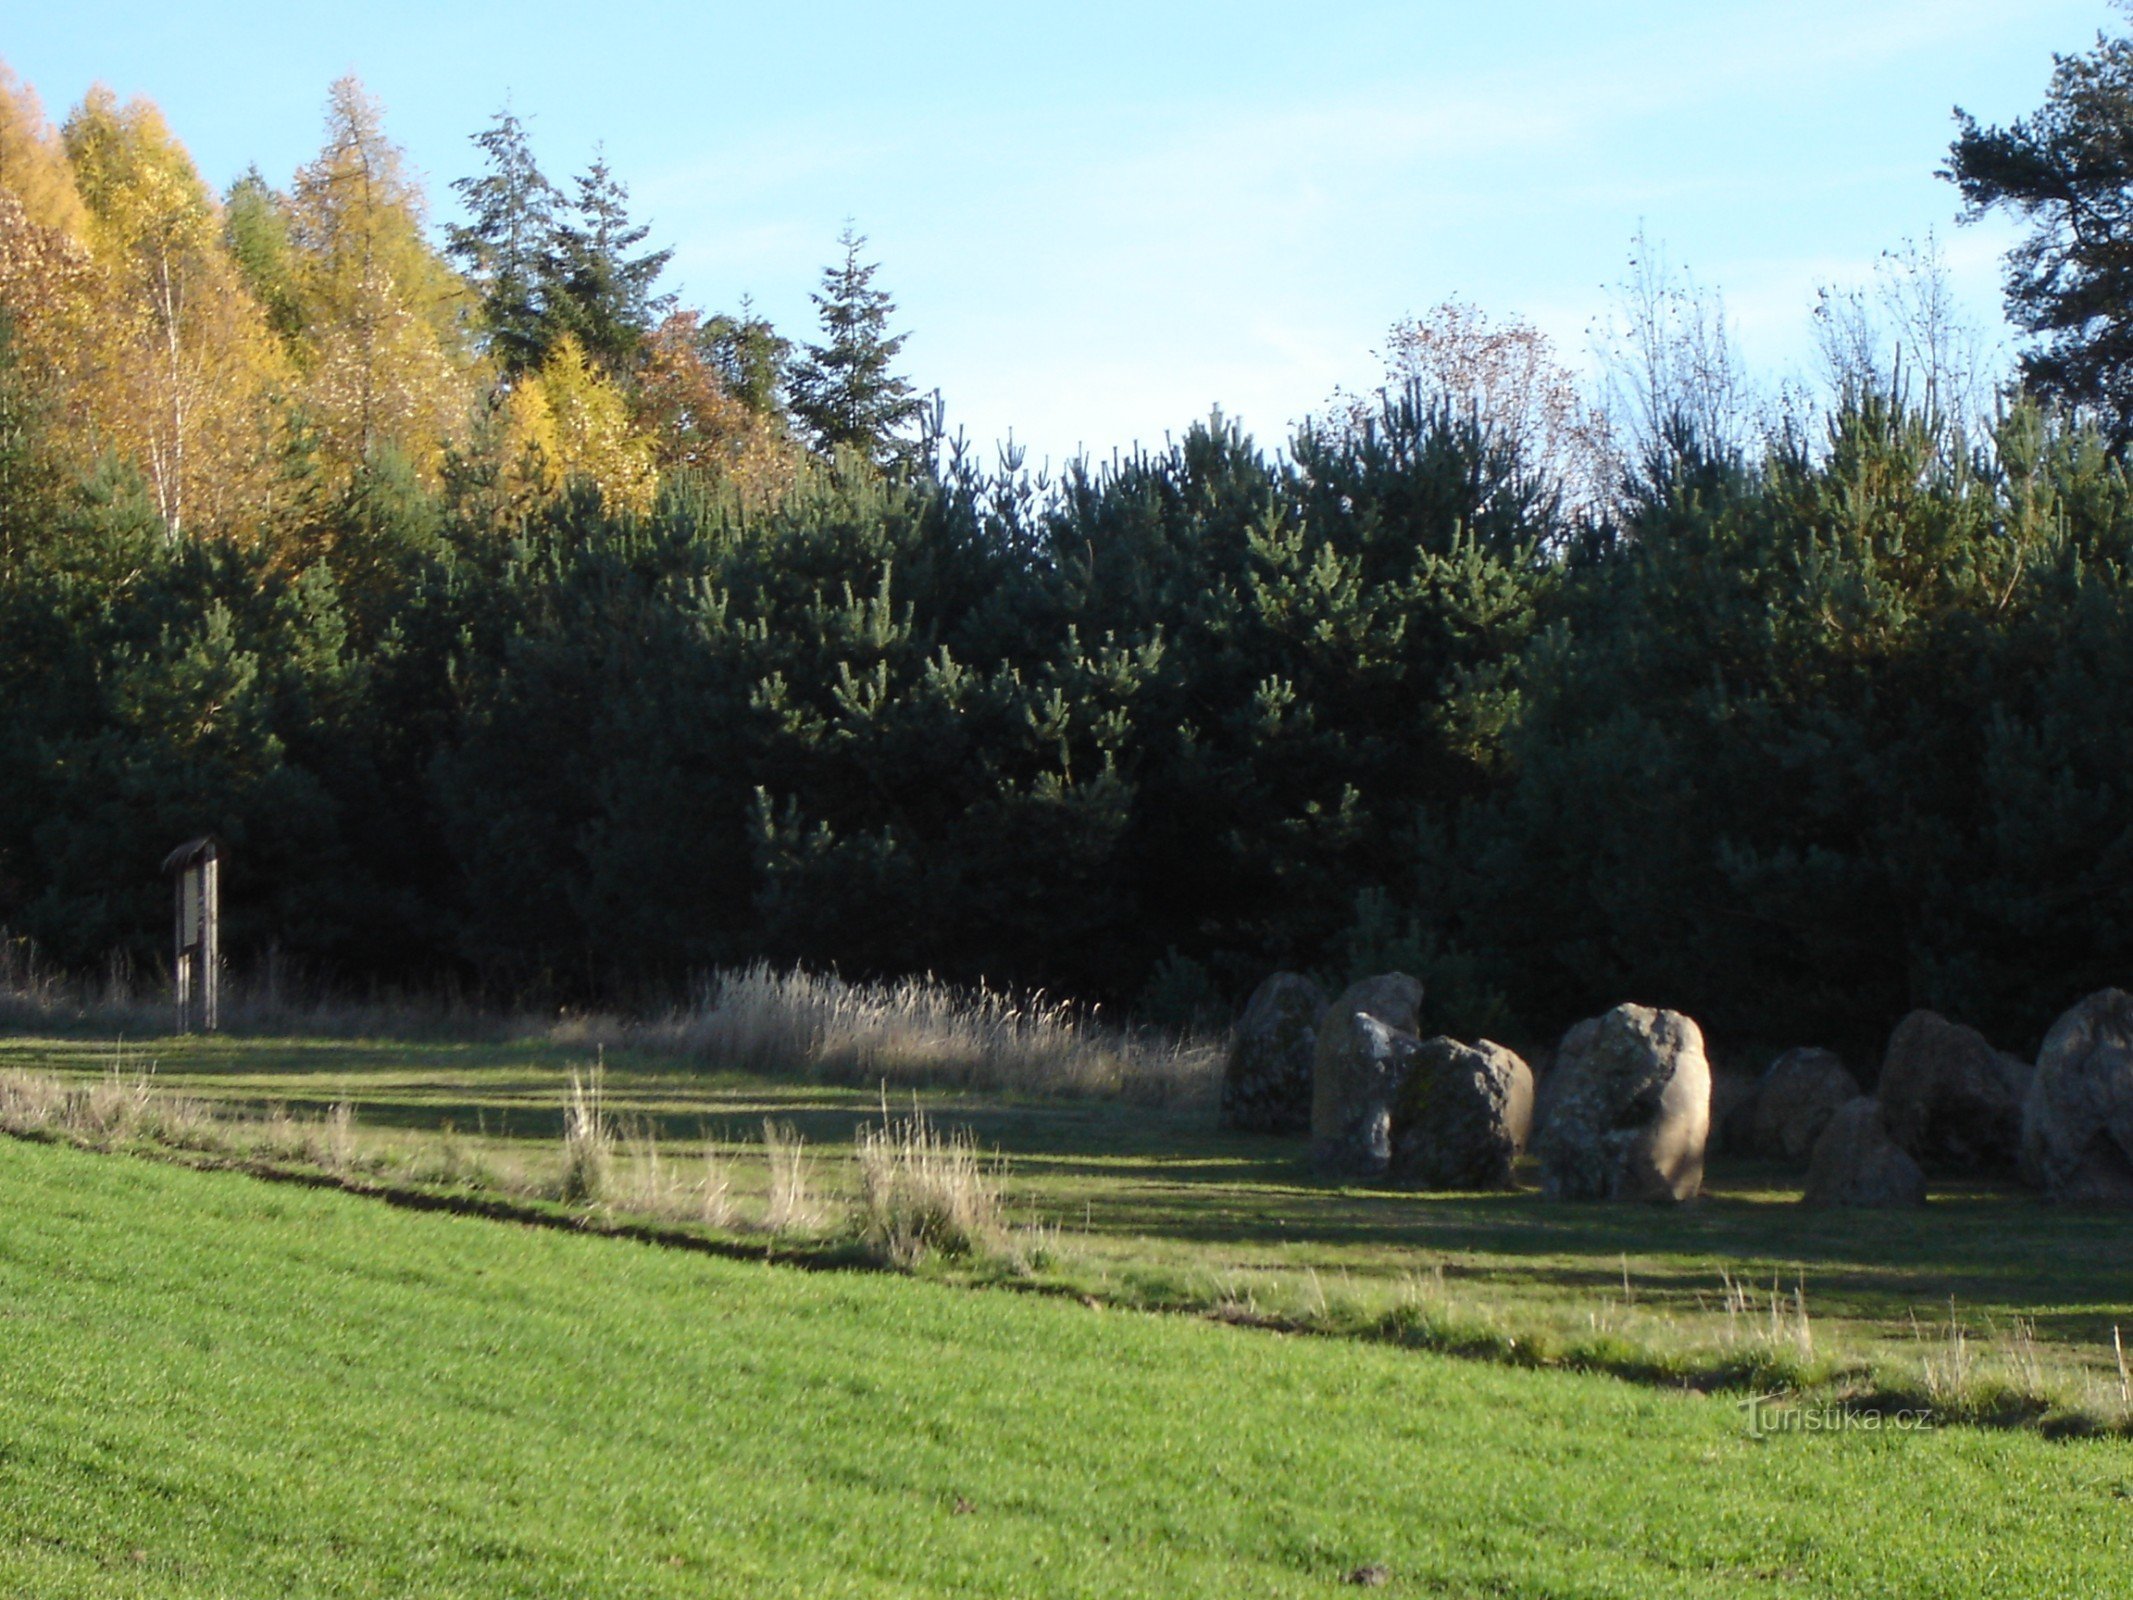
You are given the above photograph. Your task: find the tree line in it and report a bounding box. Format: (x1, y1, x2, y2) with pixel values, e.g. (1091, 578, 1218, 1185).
(0, 70, 923, 545)
(1, 43, 2130, 1062)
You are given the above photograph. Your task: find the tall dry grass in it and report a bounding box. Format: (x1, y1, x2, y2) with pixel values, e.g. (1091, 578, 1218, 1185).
(0, 932, 545, 1042)
(559, 1065, 614, 1204)
(697, 1142, 736, 1229)
(0, 938, 1222, 1107)
(0, 1056, 215, 1150)
(646, 964, 1221, 1105)
(854, 1100, 1007, 1266)
(761, 1118, 825, 1234)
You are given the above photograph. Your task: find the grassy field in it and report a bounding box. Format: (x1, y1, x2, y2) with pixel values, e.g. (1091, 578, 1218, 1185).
(3, 1132, 2131, 1598)
(4, 1029, 2131, 1424)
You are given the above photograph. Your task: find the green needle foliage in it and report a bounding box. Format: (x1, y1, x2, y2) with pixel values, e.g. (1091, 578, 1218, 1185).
(542, 150, 673, 374)
(7, 38, 2131, 1063)
(787, 226, 924, 468)
(446, 107, 562, 377)
(1949, 27, 2133, 443)
(2, 375, 2131, 1059)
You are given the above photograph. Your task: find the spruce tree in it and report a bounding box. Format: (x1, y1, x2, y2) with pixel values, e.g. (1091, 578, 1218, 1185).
(447, 108, 560, 377)
(787, 227, 923, 468)
(543, 151, 672, 374)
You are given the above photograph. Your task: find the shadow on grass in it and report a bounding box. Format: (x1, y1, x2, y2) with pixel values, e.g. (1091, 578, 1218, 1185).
(7, 1030, 2128, 1346)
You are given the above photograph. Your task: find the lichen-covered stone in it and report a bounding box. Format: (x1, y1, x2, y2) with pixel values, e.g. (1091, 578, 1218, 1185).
(1803, 1097, 1926, 1207)
(1309, 974, 1424, 1179)
(1877, 1011, 2026, 1175)
(1220, 972, 1326, 1135)
(1387, 1037, 1533, 1190)
(1750, 1047, 1861, 1164)
(2021, 989, 2133, 1204)
(1534, 1004, 1709, 1203)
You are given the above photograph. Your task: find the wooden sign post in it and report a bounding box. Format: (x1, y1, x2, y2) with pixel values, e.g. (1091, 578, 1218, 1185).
(163, 837, 219, 1033)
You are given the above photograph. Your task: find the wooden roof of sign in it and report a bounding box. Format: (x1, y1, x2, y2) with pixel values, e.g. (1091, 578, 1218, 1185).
(161, 837, 219, 874)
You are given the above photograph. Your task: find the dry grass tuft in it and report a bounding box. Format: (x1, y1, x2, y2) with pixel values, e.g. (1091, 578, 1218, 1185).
(323, 1102, 358, 1175)
(0, 1068, 69, 1136)
(1913, 1299, 1974, 1408)
(0, 1052, 218, 1152)
(559, 1064, 614, 1204)
(1715, 1269, 1815, 1367)
(761, 1118, 824, 1234)
(613, 1119, 677, 1215)
(854, 1099, 1006, 1267)
(698, 1141, 735, 1229)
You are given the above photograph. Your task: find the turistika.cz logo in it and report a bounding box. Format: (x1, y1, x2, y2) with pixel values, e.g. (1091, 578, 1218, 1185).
(1738, 1395, 1935, 1438)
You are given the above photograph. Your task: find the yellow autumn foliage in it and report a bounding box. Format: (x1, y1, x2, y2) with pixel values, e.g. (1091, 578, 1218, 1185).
(59, 86, 288, 539)
(0, 62, 87, 238)
(285, 77, 482, 488)
(634, 310, 798, 505)
(504, 333, 659, 515)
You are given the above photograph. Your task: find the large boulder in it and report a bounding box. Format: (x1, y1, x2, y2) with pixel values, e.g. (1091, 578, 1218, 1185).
(1534, 1004, 1710, 1202)
(1525, 1044, 1561, 1142)
(1750, 1048, 1861, 1164)
(1309, 974, 1424, 1178)
(2021, 989, 2133, 1203)
(1803, 1097, 1926, 1207)
(1877, 1010, 2027, 1174)
(1710, 1068, 1761, 1156)
(1220, 973, 1326, 1134)
(1387, 1037, 1534, 1190)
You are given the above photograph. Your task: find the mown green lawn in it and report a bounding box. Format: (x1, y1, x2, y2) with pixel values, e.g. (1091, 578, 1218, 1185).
(1, 1134, 2129, 1598)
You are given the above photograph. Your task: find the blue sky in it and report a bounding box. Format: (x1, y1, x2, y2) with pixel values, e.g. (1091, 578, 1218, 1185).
(3, 1, 2110, 465)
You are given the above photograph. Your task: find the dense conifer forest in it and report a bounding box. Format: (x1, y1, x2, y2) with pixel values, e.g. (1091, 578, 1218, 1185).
(3, 50, 2130, 1059)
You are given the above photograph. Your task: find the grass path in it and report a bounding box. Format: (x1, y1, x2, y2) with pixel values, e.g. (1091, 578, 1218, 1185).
(2, 1135, 2131, 1597)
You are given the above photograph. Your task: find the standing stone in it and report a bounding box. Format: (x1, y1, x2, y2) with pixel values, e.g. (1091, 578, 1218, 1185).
(1803, 1097, 1927, 1207)
(1388, 1037, 1534, 1190)
(1877, 1010, 2026, 1174)
(1534, 1004, 1710, 1202)
(1525, 1042, 1564, 1145)
(1309, 974, 1424, 1179)
(1750, 1048, 1862, 1164)
(1711, 1068, 1761, 1157)
(1220, 973, 1327, 1134)
(2021, 989, 2133, 1203)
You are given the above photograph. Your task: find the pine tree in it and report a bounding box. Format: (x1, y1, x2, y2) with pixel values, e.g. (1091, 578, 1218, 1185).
(787, 227, 922, 468)
(543, 151, 670, 375)
(445, 108, 559, 377)
(1948, 27, 2133, 441)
